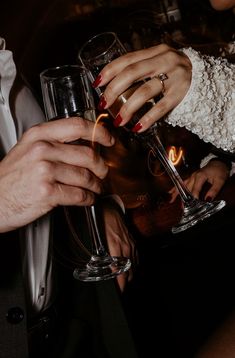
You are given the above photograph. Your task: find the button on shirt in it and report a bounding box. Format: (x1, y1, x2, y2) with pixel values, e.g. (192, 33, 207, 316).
(0, 37, 54, 316)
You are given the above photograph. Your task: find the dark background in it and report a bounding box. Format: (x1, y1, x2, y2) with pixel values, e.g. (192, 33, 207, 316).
(1, 1, 235, 357)
(1, 0, 234, 91)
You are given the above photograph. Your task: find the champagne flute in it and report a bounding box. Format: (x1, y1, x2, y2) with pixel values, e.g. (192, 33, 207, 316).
(78, 32, 226, 234)
(40, 64, 131, 280)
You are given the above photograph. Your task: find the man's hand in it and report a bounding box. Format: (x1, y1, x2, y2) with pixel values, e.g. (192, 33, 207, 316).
(0, 117, 115, 232)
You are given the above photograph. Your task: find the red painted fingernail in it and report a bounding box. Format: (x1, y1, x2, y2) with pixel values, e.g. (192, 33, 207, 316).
(98, 96, 107, 111)
(131, 122, 143, 133)
(206, 196, 212, 202)
(113, 114, 123, 127)
(92, 74, 102, 88)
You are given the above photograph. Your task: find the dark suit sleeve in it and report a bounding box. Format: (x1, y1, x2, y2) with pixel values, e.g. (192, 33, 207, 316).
(0, 232, 29, 358)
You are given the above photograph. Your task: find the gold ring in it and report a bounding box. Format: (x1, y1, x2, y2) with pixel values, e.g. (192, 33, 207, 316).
(153, 73, 168, 94)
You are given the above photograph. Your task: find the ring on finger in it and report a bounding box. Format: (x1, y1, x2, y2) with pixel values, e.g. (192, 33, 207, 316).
(152, 73, 168, 94)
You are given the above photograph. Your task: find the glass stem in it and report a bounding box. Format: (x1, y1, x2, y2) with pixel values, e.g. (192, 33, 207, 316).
(84, 206, 107, 256)
(145, 129, 194, 205)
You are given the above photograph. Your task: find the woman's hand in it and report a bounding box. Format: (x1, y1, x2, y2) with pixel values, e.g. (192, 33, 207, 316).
(0, 117, 115, 233)
(169, 159, 230, 202)
(94, 44, 192, 133)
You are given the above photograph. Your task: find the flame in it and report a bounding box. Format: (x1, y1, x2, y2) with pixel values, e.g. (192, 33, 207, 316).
(168, 146, 184, 166)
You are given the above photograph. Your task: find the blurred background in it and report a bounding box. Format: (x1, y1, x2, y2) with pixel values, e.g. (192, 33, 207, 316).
(1, 1, 235, 357)
(1, 0, 234, 90)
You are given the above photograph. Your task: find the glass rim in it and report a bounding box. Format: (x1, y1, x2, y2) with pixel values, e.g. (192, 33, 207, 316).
(40, 64, 88, 80)
(78, 31, 120, 63)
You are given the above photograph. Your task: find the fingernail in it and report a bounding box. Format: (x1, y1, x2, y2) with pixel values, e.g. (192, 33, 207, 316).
(113, 113, 123, 127)
(98, 96, 107, 111)
(92, 74, 102, 88)
(206, 196, 212, 202)
(131, 122, 143, 133)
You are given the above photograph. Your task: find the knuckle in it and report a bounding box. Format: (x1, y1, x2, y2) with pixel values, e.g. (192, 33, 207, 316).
(73, 164, 103, 192)
(122, 51, 138, 65)
(30, 141, 52, 160)
(126, 62, 140, 77)
(80, 168, 98, 187)
(74, 190, 94, 205)
(23, 124, 43, 141)
(158, 43, 171, 53)
(165, 49, 181, 65)
(38, 181, 54, 199)
(72, 117, 91, 133)
(35, 160, 54, 178)
(82, 145, 96, 162)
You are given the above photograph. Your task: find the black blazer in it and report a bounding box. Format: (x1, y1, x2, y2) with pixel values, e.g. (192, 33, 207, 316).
(0, 208, 139, 358)
(0, 231, 28, 358)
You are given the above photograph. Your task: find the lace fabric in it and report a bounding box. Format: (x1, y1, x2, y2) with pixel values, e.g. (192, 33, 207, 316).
(166, 47, 235, 153)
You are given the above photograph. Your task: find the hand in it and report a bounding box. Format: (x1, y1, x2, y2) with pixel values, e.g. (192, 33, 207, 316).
(169, 159, 230, 202)
(94, 44, 192, 132)
(102, 196, 137, 292)
(0, 117, 115, 233)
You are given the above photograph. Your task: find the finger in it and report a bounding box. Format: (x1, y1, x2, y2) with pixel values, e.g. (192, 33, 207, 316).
(119, 66, 191, 131)
(116, 271, 130, 292)
(100, 46, 190, 107)
(98, 44, 171, 87)
(168, 186, 179, 203)
(50, 183, 95, 207)
(168, 176, 194, 203)
(205, 179, 225, 200)
(29, 141, 109, 180)
(191, 175, 207, 198)
(53, 162, 102, 194)
(22, 117, 115, 147)
(102, 55, 170, 111)
(184, 177, 196, 193)
(111, 79, 164, 128)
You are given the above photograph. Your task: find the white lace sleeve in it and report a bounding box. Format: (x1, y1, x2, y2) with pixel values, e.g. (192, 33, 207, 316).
(166, 47, 235, 153)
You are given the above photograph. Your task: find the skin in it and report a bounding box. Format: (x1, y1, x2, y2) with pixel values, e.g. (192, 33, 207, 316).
(95, 44, 192, 133)
(169, 160, 230, 202)
(0, 117, 115, 233)
(93, 0, 235, 203)
(103, 200, 137, 291)
(95, 0, 235, 133)
(0, 118, 113, 233)
(90, 0, 235, 289)
(0, 116, 136, 289)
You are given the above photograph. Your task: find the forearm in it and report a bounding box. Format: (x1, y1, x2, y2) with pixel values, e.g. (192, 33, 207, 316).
(166, 48, 235, 153)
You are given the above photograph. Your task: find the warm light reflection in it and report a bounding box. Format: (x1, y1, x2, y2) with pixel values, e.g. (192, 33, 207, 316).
(168, 146, 184, 166)
(96, 113, 109, 123)
(92, 112, 109, 144)
(147, 145, 184, 176)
